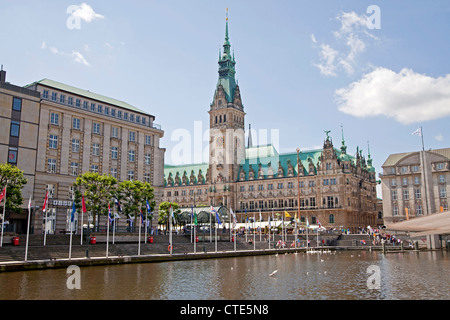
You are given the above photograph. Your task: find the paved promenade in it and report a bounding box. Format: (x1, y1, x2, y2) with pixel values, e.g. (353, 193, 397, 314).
(0, 233, 419, 272)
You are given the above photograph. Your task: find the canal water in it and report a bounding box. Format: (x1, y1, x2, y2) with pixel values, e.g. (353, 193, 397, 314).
(0, 250, 449, 300)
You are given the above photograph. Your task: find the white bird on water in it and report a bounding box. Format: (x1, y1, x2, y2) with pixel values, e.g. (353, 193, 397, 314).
(269, 270, 278, 277)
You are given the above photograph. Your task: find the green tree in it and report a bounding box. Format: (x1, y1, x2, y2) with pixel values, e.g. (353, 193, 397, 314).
(118, 180, 154, 229)
(0, 163, 28, 215)
(73, 172, 117, 228)
(158, 201, 180, 231)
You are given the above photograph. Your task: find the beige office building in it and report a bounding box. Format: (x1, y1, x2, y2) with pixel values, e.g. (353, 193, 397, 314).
(380, 148, 450, 224)
(0, 69, 41, 233)
(20, 78, 165, 234)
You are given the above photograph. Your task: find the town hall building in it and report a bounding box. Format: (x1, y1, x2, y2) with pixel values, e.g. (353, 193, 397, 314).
(161, 18, 378, 232)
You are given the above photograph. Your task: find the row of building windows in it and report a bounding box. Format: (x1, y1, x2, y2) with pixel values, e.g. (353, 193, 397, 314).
(238, 196, 340, 210)
(69, 140, 153, 164)
(391, 175, 446, 186)
(237, 179, 338, 192)
(392, 187, 447, 200)
(391, 203, 449, 216)
(44, 90, 148, 126)
(49, 112, 154, 144)
(46, 158, 152, 182)
(389, 163, 447, 175)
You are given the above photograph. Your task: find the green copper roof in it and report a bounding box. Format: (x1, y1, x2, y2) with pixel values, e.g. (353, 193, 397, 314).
(24, 78, 151, 116)
(164, 163, 209, 187)
(215, 19, 237, 103)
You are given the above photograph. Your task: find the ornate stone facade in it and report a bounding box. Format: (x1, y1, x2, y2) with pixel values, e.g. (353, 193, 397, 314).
(161, 20, 378, 232)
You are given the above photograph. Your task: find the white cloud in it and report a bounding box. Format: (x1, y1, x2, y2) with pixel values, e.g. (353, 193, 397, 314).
(312, 11, 377, 77)
(435, 134, 444, 141)
(335, 67, 450, 124)
(72, 3, 104, 23)
(313, 43, 339, 76)
(40, 42, 91, 67)
(71, 51, 91, 66)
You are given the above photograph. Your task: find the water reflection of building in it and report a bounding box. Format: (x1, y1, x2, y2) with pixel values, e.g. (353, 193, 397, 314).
(161, 19, 378, 232)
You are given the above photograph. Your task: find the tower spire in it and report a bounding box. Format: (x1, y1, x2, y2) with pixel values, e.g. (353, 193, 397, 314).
(340, 124, 347, 154)
(225, 8, 229, 43)
(215, 8, 237, 103)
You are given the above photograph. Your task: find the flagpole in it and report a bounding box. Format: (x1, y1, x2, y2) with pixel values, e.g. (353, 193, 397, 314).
(229, 209, 232, 243)
(25, 196, 32, 261)
(215, 219, 218, 253)
(420, 126, 425, 151)
(43, 211, 47, 246)
(145, 209, 148, 245)
(69, 214, 73, 260)
(112, 202, 115, 245)
(245, 210, 248, 243)
(80, 195, 85, 245)
(210, 209, 212, 243)
(106, 203, 110, 258)
(169, 206, 173, 255)
(234, 219, 236, 252)
(138, 211, 141, 256)
(80, 210, 84, 245)
(306, 218, 309, 249)
(0, 183, 6, 247)
(253, 215, 256, 251)
(268, 214, 271, 250)
(259, 210, 262, 243)
(194, 210, 197, 253)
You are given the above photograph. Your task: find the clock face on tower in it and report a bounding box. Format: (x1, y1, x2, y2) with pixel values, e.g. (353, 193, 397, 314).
(216, 136, 224, 148)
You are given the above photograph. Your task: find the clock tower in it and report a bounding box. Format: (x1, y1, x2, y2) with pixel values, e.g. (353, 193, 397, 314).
(208, 14, 246, 208)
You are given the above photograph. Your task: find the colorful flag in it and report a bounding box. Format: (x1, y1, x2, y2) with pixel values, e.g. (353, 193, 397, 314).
(285, 211, 291, 218)
(140, 209, 145, 224)
(71, 201, 76, 222)
(211, 207, 222, 225)
(108, 203, 112, 223)
(0, 186, 5, 204)
(114, 197, 122, 213)
(169, 205, 174, 219)
(146, 199, 151, 213)
(194, 211, 198, 226)
(42, 191, 48, 212)
(230, 208, 236, 228)
(82, 195, 87, 213)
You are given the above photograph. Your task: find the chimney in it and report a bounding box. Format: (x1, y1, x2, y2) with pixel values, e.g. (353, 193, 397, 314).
(0, 65, 6, 83)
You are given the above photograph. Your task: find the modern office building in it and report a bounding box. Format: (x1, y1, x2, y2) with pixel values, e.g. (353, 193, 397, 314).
(380, 148, 449, 224)
(161, 20, 379, 232)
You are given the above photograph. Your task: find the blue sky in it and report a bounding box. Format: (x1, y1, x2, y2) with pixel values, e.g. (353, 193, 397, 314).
(1, 1, 450, 197)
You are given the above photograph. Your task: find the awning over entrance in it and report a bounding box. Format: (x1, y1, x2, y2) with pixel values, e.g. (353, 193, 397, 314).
(178, 206, 230, 224)
(385, 210, 450, 237)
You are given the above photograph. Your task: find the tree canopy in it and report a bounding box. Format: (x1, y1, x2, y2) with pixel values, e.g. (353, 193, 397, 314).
(0, 163, 28, 214)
